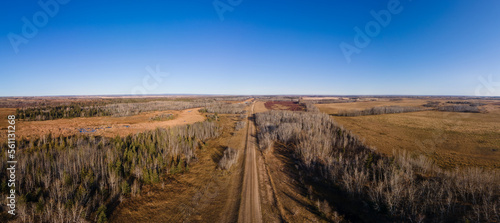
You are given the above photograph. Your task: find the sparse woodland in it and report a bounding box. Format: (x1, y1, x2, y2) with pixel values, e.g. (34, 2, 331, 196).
(203, 103, 247, 114)
(256, 110, 499, 222)
(0, 121, 220, 222)
(104, 101, 211, 117)
(437, 105, 481, 113)
(302, 102, 320, 113)
(423, 101, 484, 113)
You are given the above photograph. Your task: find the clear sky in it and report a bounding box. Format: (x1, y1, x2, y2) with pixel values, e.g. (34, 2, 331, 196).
(1, 0, 499, 96)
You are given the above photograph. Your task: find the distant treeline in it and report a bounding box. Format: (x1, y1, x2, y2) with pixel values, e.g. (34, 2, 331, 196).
(202, 103, 247, 114)
(300, 99, 357, 104)
(256, 111, 499, 222)
(437, 105, 481, 113)
(446, 101, 486, 106)
(0, 121, 220, 222)
(423, 101, 484, 113)
(105, 101, 210, 117)
(337, 106, 423, 117)
(336, 103, 485, 117)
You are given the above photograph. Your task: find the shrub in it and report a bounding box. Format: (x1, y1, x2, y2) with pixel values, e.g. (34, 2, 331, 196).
(235, 121, 246, 131)
(121, 181, 131, 196)
(218, 147, 239, 170)
(96, 205, 108, 223)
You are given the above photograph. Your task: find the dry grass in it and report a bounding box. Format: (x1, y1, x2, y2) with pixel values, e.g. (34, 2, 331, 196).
(317, 99, 500, 168)
(254, 101, 269, 113)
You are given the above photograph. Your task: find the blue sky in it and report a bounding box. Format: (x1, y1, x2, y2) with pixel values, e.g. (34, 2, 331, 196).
(1, 0, 499, 96)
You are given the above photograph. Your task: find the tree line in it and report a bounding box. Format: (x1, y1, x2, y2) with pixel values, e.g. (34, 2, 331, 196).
(255, 110, 499, 222)
(337, 106, 423, 117)
(0, 120, 220, 222)
(202, 103, 247, 114)
(437, 105, 481, 113)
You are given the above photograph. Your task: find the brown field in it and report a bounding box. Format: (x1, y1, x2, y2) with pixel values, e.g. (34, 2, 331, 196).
(264, 101, 305, 111)
(0, 107, 205, 142)
(254, 101, 269, 113)
(316, 99, 500, 168)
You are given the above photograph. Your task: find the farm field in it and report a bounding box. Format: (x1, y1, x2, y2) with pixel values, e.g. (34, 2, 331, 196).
(317, 99, 500, 168)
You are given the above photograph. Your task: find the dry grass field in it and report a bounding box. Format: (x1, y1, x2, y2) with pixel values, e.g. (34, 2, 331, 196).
(254, 101, 269, 113)
(316, 98, 500, 168)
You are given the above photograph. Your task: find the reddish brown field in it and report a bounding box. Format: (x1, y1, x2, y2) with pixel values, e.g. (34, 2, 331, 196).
(264, 101, 304, 111)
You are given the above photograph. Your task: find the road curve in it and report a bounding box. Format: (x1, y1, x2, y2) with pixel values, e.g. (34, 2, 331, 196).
(238, 102, 262, 223)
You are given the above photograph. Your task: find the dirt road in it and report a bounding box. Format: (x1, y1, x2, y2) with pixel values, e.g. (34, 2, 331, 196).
(238, 102, 263, 223)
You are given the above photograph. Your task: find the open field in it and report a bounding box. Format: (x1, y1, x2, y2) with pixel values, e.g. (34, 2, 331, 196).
(0, 107, 205, 141)
(317, 98, 500, 168)
(253, 101, 269, 113)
